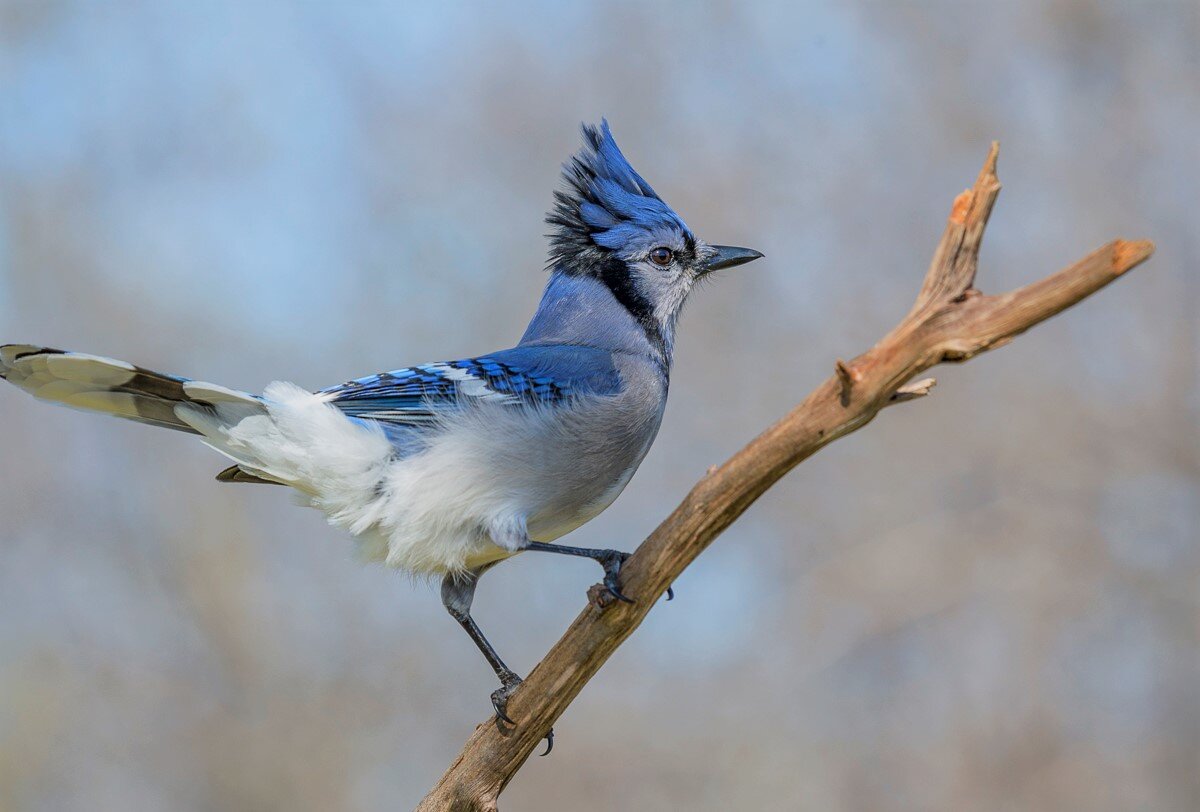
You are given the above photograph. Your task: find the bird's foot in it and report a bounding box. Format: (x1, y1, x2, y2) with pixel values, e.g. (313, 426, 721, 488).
(596, 549, 635, 603)
(593, 550, 675, 605)
(490, 671, 523, 724)
(490, 671, 554, 756)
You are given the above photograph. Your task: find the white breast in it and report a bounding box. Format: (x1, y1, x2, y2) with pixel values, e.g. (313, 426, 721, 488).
(211, 371, 666, 577)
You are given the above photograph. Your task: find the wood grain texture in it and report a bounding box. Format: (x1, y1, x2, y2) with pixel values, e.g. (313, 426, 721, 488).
(416, 144, 1154, 812)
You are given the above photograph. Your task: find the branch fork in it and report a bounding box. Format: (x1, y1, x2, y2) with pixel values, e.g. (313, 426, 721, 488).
(417, 143, 1154, 811)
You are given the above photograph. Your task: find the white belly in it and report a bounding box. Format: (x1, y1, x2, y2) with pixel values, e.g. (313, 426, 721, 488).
(208, 376, 665, 576)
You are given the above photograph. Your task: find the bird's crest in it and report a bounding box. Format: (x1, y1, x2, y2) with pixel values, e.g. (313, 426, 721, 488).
(547, 120, 689, 273)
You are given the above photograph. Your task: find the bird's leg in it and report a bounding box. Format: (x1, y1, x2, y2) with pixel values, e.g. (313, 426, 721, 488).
(440, 567, 554, 755)
(523, 541, 674, 603)
(440, 568, 520, 717)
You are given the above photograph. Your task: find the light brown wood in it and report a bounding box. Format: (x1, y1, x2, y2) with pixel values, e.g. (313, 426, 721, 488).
(416, 144, 1154, 812)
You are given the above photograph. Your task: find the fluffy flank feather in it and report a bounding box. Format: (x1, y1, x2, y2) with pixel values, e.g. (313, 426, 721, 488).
(177, 382, 522, 574)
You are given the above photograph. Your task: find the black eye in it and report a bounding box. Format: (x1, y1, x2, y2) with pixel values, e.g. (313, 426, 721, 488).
(649, 247, 673, 266)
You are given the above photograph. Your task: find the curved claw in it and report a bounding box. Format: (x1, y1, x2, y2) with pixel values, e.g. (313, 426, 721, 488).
(491, 690, 515, 725)
(491, 678, 522, 726)
(666, 585, 675, 601)
(600, 551, 636, 604)
(604, 575, 633, 602)
(538, 728, 555, 756)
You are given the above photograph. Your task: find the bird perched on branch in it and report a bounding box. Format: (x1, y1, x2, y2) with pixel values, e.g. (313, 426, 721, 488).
(0, 121, 762, 749)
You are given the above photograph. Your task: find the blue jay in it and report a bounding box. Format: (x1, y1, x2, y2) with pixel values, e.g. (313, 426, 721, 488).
(0, 121, 761, 744)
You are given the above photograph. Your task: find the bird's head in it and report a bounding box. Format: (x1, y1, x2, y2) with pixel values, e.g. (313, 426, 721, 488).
(546, 120, 762, 355)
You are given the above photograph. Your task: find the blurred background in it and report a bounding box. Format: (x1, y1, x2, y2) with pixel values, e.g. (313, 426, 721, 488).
(0, 1, 1196, 809)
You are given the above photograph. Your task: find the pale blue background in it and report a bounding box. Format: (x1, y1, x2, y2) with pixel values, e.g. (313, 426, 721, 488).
(0, 1, 1196, 809)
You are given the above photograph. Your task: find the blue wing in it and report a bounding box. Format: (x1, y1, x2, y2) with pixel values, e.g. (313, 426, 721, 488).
(319, 345, 621, 430)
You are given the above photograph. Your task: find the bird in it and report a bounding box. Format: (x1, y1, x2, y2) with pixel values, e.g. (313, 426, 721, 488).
(0, 120, 762, 751)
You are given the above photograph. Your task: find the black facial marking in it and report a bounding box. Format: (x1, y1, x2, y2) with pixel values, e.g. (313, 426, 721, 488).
(594, 255, 665, 352)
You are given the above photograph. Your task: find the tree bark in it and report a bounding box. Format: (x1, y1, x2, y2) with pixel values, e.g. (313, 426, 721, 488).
(416, 143, 1155, 812)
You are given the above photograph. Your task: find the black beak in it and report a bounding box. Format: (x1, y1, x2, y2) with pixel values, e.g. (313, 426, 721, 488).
(702, 245, 764, 273)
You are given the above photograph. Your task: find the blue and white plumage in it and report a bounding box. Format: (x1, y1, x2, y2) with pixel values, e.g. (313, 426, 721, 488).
(1, 121, 762, 734)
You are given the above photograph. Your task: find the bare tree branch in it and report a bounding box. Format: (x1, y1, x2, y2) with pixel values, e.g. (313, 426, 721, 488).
(888, 376, 937, 404)
(416, 144, 1155, 812)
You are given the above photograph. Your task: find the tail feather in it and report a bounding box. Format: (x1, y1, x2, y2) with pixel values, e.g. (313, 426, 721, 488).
(2, 345, 379, 492)
(0, 344, 262, 440)
(2, 345, 202, 432)
(215, 464, 286, 485)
